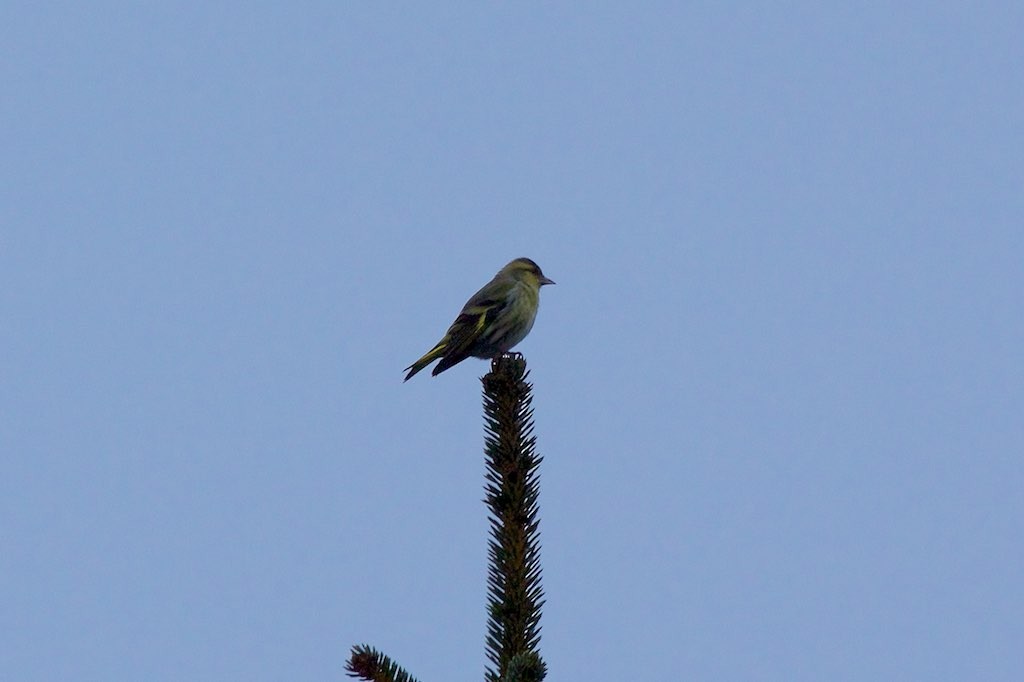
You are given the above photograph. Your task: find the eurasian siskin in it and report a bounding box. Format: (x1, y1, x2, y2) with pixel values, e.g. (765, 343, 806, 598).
(404, 258, 555, 381)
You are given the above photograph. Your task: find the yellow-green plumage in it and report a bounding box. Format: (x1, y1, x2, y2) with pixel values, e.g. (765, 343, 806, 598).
(404, 258, 555, 381)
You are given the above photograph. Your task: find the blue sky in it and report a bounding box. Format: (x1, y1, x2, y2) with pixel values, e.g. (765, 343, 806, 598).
(3, 3, 1022, 680)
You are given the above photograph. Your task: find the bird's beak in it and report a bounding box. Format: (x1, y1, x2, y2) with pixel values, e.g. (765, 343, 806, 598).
(540, 276, 555, 286)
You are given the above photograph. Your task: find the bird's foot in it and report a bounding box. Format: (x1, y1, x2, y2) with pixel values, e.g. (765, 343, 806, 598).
(490, 351, 524, 372)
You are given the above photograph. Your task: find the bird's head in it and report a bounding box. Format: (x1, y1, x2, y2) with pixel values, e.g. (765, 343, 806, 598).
(502, 257, 556, 288)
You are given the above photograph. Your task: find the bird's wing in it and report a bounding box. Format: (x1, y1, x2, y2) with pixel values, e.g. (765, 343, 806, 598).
(434, 278, 513, 366)
(442, 299, 506, 358)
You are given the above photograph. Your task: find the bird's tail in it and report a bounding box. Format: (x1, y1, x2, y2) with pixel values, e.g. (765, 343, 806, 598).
(403, 341, 447, 381)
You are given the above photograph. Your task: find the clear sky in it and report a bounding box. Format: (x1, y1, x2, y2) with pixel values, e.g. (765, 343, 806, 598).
(3, 3, 1022, 681)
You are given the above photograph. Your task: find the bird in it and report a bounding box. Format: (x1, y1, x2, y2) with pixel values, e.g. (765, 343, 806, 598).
(404, 257, 555, 381)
